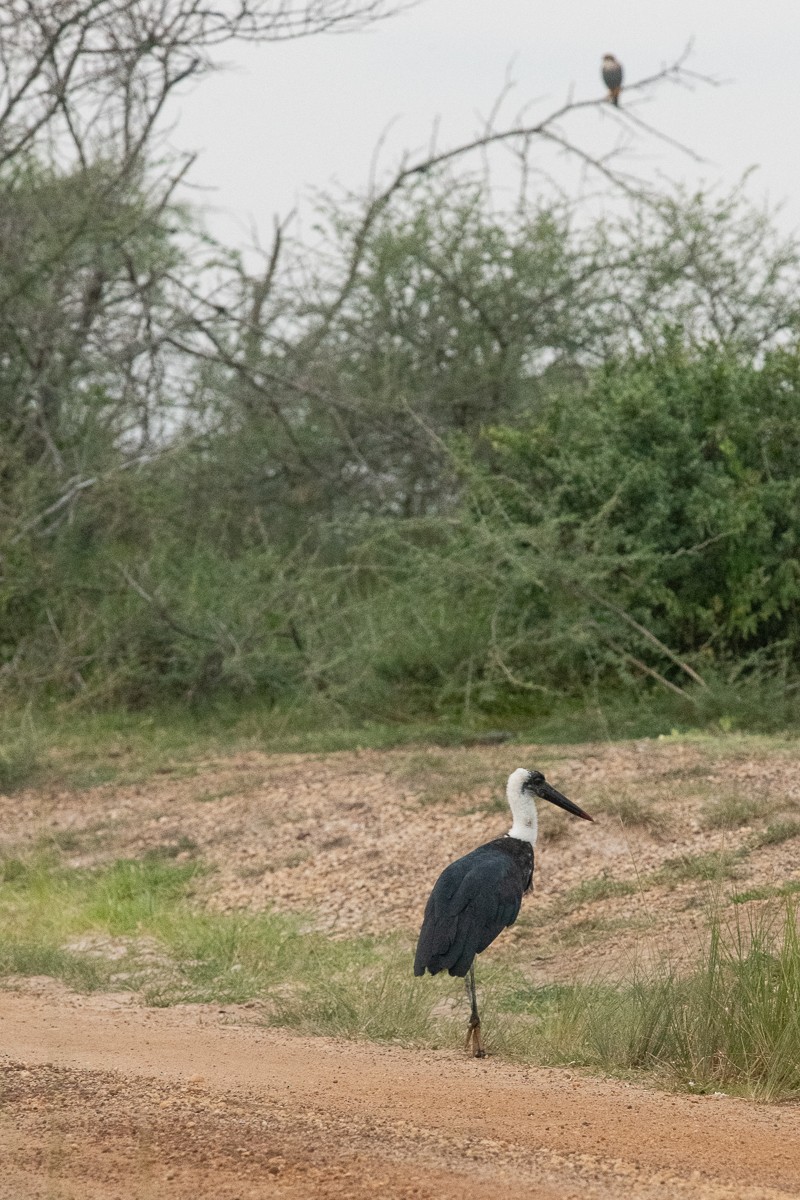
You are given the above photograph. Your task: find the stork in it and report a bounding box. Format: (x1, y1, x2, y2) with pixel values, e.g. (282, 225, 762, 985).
(413, 768, 593, 1057)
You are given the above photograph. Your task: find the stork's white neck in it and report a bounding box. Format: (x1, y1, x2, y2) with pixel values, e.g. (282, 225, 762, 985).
(506, 767, 538, 845)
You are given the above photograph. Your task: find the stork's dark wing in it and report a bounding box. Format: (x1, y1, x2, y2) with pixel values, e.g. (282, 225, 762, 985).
(413, 839, 533, 979)
(602, 62, 623, 91)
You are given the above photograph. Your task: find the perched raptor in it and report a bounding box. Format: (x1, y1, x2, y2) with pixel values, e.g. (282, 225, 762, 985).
(602, 54, 623, 106)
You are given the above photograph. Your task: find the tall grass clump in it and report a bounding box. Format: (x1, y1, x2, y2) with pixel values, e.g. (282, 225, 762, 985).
(507, 902, 800, 1100)
(0, 852, 443, 1044)
(0, 711, 45, 792)
(269, 955, 442, 1044)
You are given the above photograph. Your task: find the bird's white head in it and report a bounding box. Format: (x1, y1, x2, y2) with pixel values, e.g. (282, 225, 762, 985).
(506, 767, 594, 844)
(506, 767, 540, 844)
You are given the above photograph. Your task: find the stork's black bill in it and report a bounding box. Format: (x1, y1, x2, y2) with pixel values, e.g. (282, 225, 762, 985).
(529, 776, 594, 822)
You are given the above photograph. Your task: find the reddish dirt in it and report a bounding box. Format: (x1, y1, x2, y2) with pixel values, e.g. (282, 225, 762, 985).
(2, 989, 800, 1200)
(4, 740, 800, 1196)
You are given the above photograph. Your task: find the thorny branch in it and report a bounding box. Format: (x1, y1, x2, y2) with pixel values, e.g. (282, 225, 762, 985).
(0, 13, 721, 589)
(113, 562, 218, 643)
(294, 44, 719, 356)
(580, 587, 710, 689)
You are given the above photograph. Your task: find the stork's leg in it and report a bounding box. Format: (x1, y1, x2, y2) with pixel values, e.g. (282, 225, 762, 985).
(465, 962, 486, 1059)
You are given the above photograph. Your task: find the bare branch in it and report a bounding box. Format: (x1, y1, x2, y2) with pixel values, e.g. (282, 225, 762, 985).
(301, 46, 717, 352)
(7, 450, 169, 544)
(582, 587, 710, 689)
(588, 622, 695, 701)
(113, 562, 217, 642)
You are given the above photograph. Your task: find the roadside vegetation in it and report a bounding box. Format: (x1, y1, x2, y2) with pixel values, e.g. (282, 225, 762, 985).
(5, 692, 800, 799)
(497, 904, 800, 1101)
(3, 845, 800, 1102)
(0, 851, 441, 1037)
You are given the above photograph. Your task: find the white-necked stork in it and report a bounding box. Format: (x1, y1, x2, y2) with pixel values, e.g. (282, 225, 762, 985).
(413, 767, 593, 1057)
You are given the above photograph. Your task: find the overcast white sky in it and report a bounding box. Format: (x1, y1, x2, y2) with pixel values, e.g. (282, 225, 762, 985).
(173, 0, 799, 248)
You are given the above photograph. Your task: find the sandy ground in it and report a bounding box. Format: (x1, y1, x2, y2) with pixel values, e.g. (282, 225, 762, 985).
(2, 988, 800, 1200)
(4, 738, 800, 979)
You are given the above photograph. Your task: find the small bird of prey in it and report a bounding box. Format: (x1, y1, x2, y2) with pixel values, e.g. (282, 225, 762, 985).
(601, 54, 623, 106)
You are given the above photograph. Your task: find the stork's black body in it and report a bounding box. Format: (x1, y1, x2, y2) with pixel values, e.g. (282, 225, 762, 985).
(413, 767, 593, 1057)
(413, 836, 533, 979)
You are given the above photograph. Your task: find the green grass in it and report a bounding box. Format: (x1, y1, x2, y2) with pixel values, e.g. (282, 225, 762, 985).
(749, 819, 800, 849)
(0, 854, 200, 938)
(0, 941, 117, 990)
(0, 703, 530, 792)
(4, 849, 800, 1099)
(657, 850, 742, 884)
(0, 851, 442, 1037)
(553, 852, 744, 913)
(564, 875, 639, 906)
(701, 793, 763, 831)
(731, 881, 800, 904)
(501, 905, 800, 1101)
(4, 697, 800, 797)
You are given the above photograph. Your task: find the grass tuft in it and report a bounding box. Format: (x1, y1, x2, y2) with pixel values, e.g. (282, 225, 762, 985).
(502, 904, 800, 1099)
(731, 881, 800, 904)
(564, 875, 638, 906)
(701, 793, 762, 831)
(599, 793, 671, 836)
(657, 851, 741, 884)
(0, 941, 115, 991)
(271, 961, 440, 1045)
(749, 819, 800, 850)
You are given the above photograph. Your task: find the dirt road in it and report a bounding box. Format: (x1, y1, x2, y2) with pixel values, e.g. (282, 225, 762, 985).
(2, 989, 799, 1200)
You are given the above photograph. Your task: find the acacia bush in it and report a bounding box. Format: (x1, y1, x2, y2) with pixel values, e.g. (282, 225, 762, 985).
(480, 342, 800, 668)
(3, 166, 800, 722)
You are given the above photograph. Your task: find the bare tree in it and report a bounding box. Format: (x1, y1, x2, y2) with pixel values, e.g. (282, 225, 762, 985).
(0, 0, 402, 172)
(161, 48, 721, 518)
(0, 24, 721, 543)
(0, 0, 406, 541)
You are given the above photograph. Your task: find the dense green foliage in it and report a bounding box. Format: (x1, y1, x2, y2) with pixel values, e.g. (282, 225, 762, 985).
(3, 161, 800, 725)
(482, 342, 800, 662)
